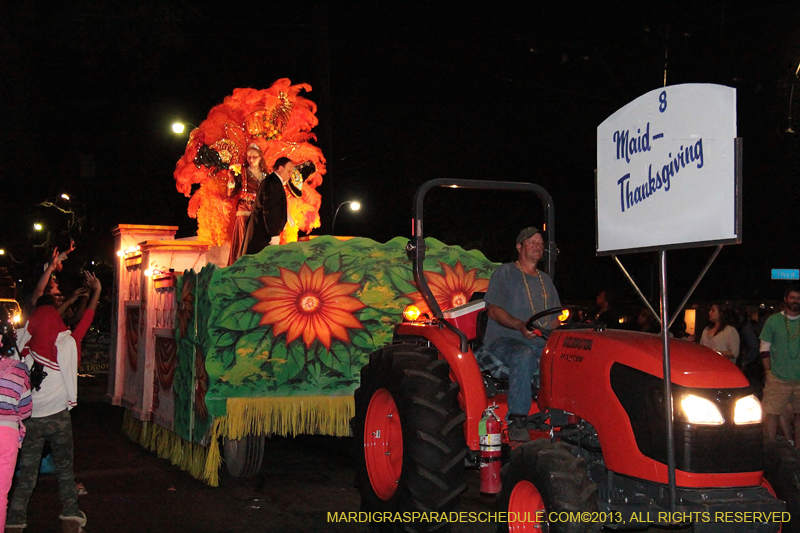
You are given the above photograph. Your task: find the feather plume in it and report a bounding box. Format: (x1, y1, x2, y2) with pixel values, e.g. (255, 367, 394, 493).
(173, 79, 326, 247)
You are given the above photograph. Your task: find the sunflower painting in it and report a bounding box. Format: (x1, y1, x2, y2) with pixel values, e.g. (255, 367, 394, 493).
(252, 264, 366, 349)
(404, 261, 490, 317)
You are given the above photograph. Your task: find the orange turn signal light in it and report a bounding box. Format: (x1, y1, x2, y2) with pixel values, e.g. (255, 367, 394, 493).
(558, 309, 570, 322)
(403, 305, 421, 322)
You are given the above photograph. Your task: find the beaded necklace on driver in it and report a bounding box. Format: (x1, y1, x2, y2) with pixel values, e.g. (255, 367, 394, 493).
(515, 261, 548, 328)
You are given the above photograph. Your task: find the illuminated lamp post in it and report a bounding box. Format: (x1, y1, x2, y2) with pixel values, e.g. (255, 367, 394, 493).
(32, 222, 50, 248)
(332, 200, 361, 236)
(0, 249, 14, 268)
(786, 60, 800, 134)
(172, 122, 198, 135)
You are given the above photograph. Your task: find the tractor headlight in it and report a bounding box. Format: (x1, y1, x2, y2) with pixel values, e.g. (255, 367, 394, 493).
(733, 395, 762, 425)
(680, 394, 723, 425)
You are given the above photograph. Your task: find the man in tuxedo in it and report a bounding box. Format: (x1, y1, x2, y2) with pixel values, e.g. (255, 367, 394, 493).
(242, 157, 293, 255)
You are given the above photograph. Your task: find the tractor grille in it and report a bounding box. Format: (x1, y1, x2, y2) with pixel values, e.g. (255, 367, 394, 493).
(610, 363, 762, 474)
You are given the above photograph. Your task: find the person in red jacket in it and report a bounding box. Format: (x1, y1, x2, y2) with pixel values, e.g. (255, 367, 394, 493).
(6, 272, 101, 533)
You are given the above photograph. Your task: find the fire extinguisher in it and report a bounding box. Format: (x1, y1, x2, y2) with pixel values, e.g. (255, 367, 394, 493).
(479, 404, 502, 494)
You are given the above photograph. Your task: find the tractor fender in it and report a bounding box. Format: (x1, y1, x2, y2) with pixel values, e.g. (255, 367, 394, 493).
(395, 321, 487, 452)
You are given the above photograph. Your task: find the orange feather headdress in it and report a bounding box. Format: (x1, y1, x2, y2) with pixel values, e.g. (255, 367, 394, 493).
(174, 79, 326, 246)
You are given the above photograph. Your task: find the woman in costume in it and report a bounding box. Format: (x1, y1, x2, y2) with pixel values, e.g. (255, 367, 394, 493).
(226, 143, 268, 264)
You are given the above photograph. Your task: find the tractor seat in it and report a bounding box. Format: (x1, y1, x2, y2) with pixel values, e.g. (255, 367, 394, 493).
(472, 309, 511, 396)
(473, 308, 510, 380)
(473, 308, 539, 398)
(476, 347, 511, 381)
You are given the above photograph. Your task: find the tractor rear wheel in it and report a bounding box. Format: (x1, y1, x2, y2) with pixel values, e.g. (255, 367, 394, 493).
(353, 345, 467, 532)
(497, 440, 600, 533)
(763, 438, 800, 533)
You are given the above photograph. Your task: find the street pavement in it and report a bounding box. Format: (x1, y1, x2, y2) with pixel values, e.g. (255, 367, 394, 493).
(15, 377, 686, 533)
(16, 376, 500, 533)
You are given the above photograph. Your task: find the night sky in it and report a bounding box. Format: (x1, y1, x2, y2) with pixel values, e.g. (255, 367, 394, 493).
(2, 1, 799, 307)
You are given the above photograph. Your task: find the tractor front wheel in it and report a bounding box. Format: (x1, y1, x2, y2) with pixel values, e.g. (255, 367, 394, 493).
(497, 441, 600, 533)
(353, 345, 467, 532)
(763, 438, 800, 533)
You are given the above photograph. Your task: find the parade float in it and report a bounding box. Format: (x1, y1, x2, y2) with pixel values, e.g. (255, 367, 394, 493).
(107, 79, 498, 485)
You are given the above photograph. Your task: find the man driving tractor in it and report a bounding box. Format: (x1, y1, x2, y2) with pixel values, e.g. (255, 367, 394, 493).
(479, 226, 560, 442)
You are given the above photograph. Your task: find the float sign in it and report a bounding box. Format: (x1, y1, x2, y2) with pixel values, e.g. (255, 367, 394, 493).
(596, 84, 740, 255)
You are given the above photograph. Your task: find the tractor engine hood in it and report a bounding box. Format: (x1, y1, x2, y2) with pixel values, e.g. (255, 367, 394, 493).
(545, 329, 748, 390)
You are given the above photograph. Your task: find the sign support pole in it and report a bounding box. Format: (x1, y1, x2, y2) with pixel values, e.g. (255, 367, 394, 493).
(659, 250, 677, 512)
(597, 86, 742, 517)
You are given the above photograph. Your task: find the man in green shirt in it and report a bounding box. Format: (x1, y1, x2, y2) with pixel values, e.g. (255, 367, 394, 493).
(760, 285, 800, 444)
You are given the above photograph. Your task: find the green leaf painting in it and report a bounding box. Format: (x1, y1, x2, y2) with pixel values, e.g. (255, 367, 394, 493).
(172, 272, 195, 442)
(184, 236, 497, 419)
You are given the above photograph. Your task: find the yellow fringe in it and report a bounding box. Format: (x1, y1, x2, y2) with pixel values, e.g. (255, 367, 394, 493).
(124, 395, 355, 488)
(122, 411, 213, 485)
(121, 409, 141, 441)
(225, 395, 354, 439)
(201, 395, 355, 486)
(203, 418, 225, 487)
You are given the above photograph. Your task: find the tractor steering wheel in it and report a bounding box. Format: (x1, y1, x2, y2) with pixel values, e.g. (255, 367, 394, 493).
(524, 305, 590, 339)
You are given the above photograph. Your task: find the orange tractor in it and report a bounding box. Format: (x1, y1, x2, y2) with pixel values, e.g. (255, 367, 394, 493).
(353, 179, 796, 532)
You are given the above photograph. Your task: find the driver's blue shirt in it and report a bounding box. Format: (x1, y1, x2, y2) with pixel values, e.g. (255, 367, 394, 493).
(483, 262, 560, 345)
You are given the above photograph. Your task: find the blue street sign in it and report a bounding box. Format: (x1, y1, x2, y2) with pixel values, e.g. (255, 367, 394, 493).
(772, 269, 800, 280)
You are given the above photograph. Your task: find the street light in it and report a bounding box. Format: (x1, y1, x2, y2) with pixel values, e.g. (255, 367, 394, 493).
(332, 200, 361, 236)
(32, 223, 50, 248)
(786, 60, 800, 134)
(172, 122, 198, 135)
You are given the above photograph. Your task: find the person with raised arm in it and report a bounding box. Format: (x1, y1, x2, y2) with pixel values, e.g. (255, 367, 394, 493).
(6, 272, 101, 533)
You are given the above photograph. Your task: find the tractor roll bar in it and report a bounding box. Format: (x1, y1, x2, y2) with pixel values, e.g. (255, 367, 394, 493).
(407, 179, 556, 352)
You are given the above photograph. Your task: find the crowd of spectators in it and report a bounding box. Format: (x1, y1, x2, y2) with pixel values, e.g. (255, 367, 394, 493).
(0, 238, 98, 532)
